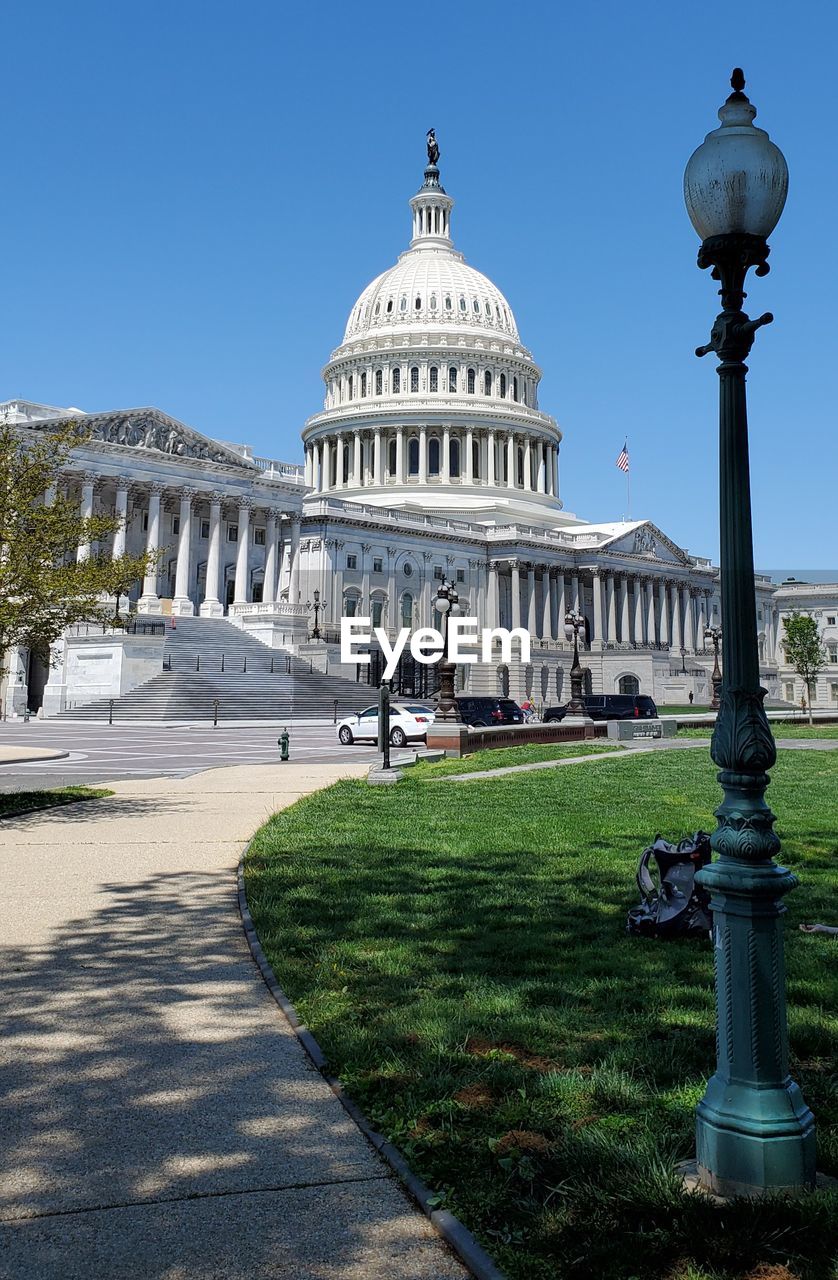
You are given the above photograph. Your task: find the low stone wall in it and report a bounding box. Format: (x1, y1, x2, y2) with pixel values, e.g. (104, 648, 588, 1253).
(426, 720, 605, 758)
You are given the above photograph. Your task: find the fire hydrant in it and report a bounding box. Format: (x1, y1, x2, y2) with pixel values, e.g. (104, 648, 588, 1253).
(278, 728, 290, 761)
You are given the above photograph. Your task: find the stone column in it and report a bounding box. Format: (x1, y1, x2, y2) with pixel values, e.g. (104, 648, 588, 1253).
(352, 432, 362, 486)
(670, 584, 682, 652)
(555, 574, 566, 640)
(396, 429, 405, 484)
(527, 565, 537, 634)
(646, 579, 657, 644)
(552, 447, 559, 498)
(200, 493, 224, 617)
(373, 429, 383, 485)
(171, 488, 196, 615)
(620, 577, 630, 642)
(506, 433, 515, 488)
(112, 479, 130, 559)
(263, 510, 279, 605)
(322, 438, 332, 491)
(606, 575, 616, 643)
(288, 516, 302, 603)
(537, 444, 546, 494)
(232, 499, 252, 605)
(541, 568, 552, 641)
(571, 574, 580, 615)
(77, 472, 96, 562)
(138, 483, 164, 612)
(487, 562, 499, 628)
(336, 434, 345, 489)
(524, 437, 532, 491)
(465, 427, 474, 483)
(419, 425, 428, 484)
(697, 591, 708, 645)
(442, 424, 450, 482)
(487, 430, 496, 487)
(592, 571, 604, 644)
(683, 586, 695, 651)
(511, 562, 522, 630)
(634, 578, 645, 646)
(658, 580, 669, 646)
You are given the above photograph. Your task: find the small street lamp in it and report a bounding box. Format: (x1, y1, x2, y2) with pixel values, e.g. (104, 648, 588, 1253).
(306, 588, 323, 640)
(685, 70, 814, 1196)
(563, 610, 587, 716)
(705, 626, 723, 710)
(433, 578, 460, 721)
(680, 645, 687, 675)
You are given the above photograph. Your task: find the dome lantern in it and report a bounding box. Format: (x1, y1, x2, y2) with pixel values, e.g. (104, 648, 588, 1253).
(409, 129, 454, 248)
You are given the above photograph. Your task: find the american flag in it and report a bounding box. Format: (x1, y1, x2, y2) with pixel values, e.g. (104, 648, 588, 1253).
(615, 442, 629, 473)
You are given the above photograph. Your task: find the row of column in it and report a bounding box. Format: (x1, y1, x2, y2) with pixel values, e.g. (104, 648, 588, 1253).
(325, 362, 536, 411)
(304, 428, 560, 496)
(71, 474, 301, 616)
(481, 564, 714, 647)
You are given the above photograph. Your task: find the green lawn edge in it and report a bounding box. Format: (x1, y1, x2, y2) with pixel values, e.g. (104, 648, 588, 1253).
(0, 786, 114, 818)
(243, 749, 838, 1280)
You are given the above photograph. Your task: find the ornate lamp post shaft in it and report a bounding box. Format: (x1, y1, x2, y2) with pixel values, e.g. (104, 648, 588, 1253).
(686, 71, 814, 1196)
(434, 579, 460, 722)
(564, 611, 586, 714)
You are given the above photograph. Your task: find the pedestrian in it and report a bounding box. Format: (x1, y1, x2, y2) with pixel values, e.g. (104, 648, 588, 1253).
(688, 691, 694, 706)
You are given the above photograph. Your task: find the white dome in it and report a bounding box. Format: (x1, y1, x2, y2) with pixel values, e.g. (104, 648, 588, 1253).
(343, 252, 520, 344)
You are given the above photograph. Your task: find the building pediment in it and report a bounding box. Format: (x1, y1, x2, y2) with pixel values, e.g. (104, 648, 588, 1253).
(25, 406, 256, 470)
(599, 521, 690, 566)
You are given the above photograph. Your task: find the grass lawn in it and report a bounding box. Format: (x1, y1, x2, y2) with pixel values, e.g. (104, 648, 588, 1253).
(409, 741, 620, 778)
(0, 786, 113, 818)
(678, 724, 838, 740)
(659, 705, 712, 716)
(244, 750, 838, 1280)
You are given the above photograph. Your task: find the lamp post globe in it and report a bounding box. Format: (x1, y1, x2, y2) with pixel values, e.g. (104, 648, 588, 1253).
(685, 72, 814, 1198)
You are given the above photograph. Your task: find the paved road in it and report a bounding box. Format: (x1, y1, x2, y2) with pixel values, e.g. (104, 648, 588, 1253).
(0, 722, 415, 791)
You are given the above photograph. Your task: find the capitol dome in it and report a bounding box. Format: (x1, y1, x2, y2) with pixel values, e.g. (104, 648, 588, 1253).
(301, 135, 569, 527)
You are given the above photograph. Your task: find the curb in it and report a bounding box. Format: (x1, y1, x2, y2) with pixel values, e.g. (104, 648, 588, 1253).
(236, 853, 506, 1280)
(0, 748, 70, 766)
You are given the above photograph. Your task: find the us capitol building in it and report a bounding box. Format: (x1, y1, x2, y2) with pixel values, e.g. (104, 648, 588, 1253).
(4, 136, 836, 717)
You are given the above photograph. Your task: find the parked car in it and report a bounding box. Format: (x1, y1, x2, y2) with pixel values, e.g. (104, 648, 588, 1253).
(454, 696, 524, 727)
(543, 694, 658, 723)
(337, 704, 435, 747)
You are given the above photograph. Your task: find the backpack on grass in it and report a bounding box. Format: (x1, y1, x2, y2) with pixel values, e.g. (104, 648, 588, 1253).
(626, 832, 713, 939)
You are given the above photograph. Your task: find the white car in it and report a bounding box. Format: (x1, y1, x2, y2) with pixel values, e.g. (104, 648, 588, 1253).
(337, 703, 435, 748)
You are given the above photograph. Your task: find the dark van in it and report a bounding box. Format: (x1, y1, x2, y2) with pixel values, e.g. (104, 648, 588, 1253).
(544, 694, 658, 722)
(455, 696, 524, 727)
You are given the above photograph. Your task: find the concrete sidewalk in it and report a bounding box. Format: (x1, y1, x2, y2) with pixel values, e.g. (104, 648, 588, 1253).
(0, 763, 468, 1279)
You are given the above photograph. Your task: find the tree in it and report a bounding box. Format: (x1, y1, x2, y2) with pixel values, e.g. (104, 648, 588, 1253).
(782, 611, 826, 725)
(0, 419, 157, 680)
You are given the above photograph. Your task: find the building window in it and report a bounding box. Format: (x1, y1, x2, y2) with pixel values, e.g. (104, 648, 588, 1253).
(784, 682, 795, 702)
(375, 368, 382, 395)
(448, 365, 457, 392)
(415, 295, 421, 310)
(374, 301, 380, 317)
(445, 294, 452, 311)
(372, 599, 384, 628)
(459, 295, 466, 312)
(516, 446, 524, 486)
(513, 376, 519, 401)
(831, 682, 838, 704)
(467, 367, 475, 394)
(401, 593, 413, 626)
(500, 372, 507, 398)
(344, 595, 358, 617)
(828, 615, 836, 626)
(386, 299, 393, 314)
(433, 565, 444, 580)
(429, 293, 437, 309)
(347, 374, 353, 400)
(373, 556, 383, 573)
(399, 295, 407, 312)
(392, 367, 400, 394)
(429, 366, 438, 392)
(410, 365, 419, 392)
(142, 511, 148, 532)
(360, 372, 367, 397)
(473, 298, 480, 313)
(428, 438, 440, 475)
(388, 438, 397, 474)
(472, 439, 480, 479)
(829, 644, 838, 662)
(227, 524, 238, 542)
(484, 370, 492, 396)
(450, 438, 461, 477)
(254, 528, 266, 546)
(619, 674, 640, 695)
(456, 568, 465, 583)
(346, 554, 357, 570)
(402, 561, 413, 578)
(200, 519, 210, 539)
(172, 516, 180, 535)
(408, 438, 420, 474)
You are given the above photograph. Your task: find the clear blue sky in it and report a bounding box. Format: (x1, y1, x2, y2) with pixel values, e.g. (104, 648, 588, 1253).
(3, 1, 834, 568)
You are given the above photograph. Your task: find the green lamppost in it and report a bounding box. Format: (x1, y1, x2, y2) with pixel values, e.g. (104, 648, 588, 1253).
(685, 70, 815, 1195)
(705, 625, 723, 711)
(433, 578, 461, 722)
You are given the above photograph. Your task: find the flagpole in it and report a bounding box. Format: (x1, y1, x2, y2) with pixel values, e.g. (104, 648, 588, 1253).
(627, 444, 631, 521)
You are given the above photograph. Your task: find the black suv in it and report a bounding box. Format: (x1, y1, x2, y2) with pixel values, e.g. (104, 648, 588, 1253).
(544, 694, 658, 722)
(455, 696, 524, 727)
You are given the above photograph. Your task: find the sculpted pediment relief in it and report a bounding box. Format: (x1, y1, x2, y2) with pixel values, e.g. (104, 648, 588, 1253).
(606, 523, 688, 565)
(32, 408, 254, 469)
